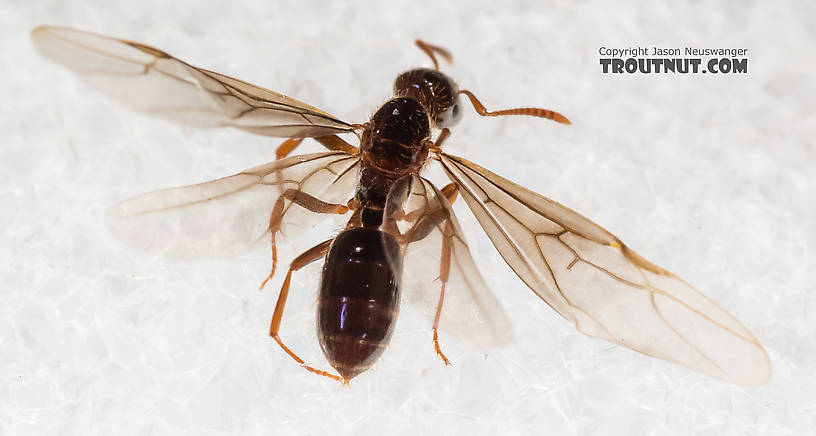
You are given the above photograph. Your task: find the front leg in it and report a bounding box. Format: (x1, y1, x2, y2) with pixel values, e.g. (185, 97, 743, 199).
(275, 135, 359, 160)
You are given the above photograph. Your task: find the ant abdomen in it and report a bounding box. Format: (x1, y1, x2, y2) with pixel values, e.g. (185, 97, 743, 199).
(317, 227, 402, 381)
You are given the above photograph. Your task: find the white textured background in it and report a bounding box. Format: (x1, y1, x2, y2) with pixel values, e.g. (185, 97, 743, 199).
(3, 1, 815, 435)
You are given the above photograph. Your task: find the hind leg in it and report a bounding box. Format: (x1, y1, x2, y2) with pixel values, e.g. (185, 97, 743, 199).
(268, 238, 343, 382)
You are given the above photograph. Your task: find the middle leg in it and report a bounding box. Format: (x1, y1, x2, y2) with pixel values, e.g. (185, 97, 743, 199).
(261, 189, 353, 289)
(275, 135, 359, 160)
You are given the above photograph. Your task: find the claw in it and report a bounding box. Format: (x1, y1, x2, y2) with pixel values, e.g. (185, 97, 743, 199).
(433, 328, 451, 366)
(259, 236, 279, 290)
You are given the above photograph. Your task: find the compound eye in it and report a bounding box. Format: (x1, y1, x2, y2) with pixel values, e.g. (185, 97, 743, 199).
(436, 98, 463, 128)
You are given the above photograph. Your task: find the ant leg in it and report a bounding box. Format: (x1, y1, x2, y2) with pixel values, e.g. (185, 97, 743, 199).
(264, 133, 359, 287)
(439, 182, 458, 205)
(314, 135, 359, 155)
(267, 134, 358, 281)
(269, 238, 343, 382)
(431, 185, 457, 365)
(458, 89, 572, 125)
(399, 182, 458, 244)
(276, 138, 304, 160)
(415, 39, 454, 71)
(260, 189, 352, 289)
(396, 182, 458, 364)
(275, 135, 359, 160)
(431, 219, 456, 366)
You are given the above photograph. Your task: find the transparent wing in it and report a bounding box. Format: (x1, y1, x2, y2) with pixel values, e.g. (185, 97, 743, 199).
(384, 174, 512, 349)
(108, 151, 360, 258)
(438, 153, 771, 384)
(31, 25, 353, 138)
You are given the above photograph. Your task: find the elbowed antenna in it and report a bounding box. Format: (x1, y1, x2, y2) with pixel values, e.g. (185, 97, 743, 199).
(415, 39, 454, 70)
(458, 89, 572, 124)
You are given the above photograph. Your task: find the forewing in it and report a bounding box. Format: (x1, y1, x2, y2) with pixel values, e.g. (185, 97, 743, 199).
(438, 153, 771, 384)
(108, 151, 359, 258)
(384, 175, 512, 349)
(31, 25, 353, 137)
